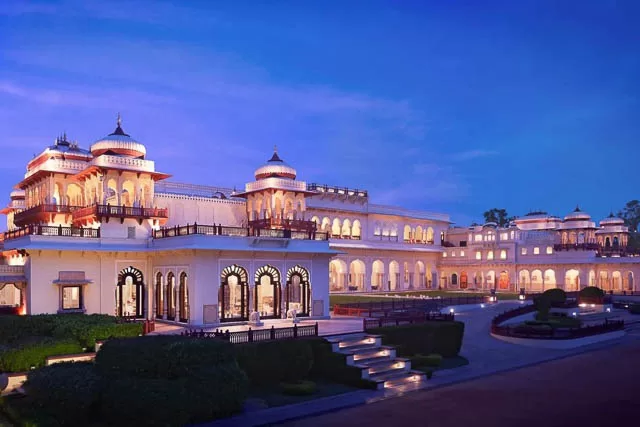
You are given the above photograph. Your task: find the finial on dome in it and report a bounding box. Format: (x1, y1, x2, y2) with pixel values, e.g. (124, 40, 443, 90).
(117, 112, 122, 127)
(274, 144, 278, 154)
(608, 211, 615, 218)
(574, 204, 581, 212)
(110, 113, 129, 136)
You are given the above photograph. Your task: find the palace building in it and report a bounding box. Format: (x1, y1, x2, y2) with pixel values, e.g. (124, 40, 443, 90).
(0, 116, 638, 325)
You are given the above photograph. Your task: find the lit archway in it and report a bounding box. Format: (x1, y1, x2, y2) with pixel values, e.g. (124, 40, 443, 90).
(116, 266, 144, 318)
(255, 265, 282, 319)
(286, 265, 311, 316)
(612, 271, 622, 291)
(349, 260, 366, 291)
(389, 261, 400, 290)
(415, 261, 425, 288)
(460, 271, 468, 289)
(565, 269, 580, 292)
(155, 272, 164, 319)
(371, 260, 385, 290)
(544, 269, 556, 290)
(519, 270, 531, 291)
(330, 259, 347, 291)
(498, 271, 509, 290)
(166, 272, 176, 320)
(219, 264, 249, 322)
(179, 272, 189, 323)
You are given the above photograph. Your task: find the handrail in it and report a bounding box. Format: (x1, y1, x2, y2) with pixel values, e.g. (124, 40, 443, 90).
(72, 204, 168, 219)
(2, 224, 100, 240)
(181, 323, 319, 344)
(153, 222, 329, 241)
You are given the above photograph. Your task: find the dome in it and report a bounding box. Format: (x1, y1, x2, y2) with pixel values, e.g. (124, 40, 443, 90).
(254, 147, 297, 180)
(600, 212, 625, 226)
(564, 205, 591, 221)
(46, 133, 91, 156)
(90, 114, 146, 158)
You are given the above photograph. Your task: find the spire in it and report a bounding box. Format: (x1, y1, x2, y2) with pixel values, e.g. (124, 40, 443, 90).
(110, 112, 130, 137)
(574, 204, 581, 212)
(268, 145, 283, 162)
(608, 211, 615, 218)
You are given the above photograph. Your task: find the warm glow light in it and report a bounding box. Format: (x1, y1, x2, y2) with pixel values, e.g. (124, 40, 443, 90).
(518, 295, 525, 300)
(572, 312, 577, 317)
(590, 304, 595, 308)
(449, 308, 455, 313)
(606, 307, 611, 312)
(579, 303, 587, 308)
(19, 305, 27, 315)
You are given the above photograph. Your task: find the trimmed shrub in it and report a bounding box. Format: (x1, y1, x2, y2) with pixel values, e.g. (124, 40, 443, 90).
(308, 339, 378, 389)
(52, 318, 142, 347)
(579, 286, 605, 300)
(542, 288, 567, 304)
(23, 361, 101, 426)
(280, 380, 317, 396)
(95, 335, 236, 379)
(411, 353, 442, 368)
(100, 364, 248, 426)
(534, 295, 552, 321)
(235, 339, 314, 385)
(368, 321, 465, 358)
(0, 338, 83, 372)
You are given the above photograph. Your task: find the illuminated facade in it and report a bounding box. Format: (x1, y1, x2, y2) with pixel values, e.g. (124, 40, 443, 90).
(1, 117, 638, 322)
(439, 209, 639, 293)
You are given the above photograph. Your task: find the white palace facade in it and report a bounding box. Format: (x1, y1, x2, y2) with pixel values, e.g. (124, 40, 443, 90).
(0, 116, 638, 324)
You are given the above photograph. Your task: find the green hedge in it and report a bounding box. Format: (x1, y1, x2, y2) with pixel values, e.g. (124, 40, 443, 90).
(95, 335, 236, 379)
(100, 364, 248, 426)
(0, 338, 83, 372)
(542, 288, 567, 304)
(368, 321, 465, 358)
(411, 353, 442, 368)
(630, 304, 640, 315)
(0, 314, 142, 347)
(235, 339, 314, 386)
(579, 286, 605, 300)
(23, 361, 101, 426)
(280, 380, 317, 396)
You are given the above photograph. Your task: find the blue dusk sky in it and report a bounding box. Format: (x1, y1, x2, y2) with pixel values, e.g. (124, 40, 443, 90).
(1, 0, 639, 226)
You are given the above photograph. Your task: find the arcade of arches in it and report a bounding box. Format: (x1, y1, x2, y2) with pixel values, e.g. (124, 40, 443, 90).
(330, 259, 435, 292)
(440, 268, 635, 292)
(151, 269, 190, 323)
(218, 264, 311, 322)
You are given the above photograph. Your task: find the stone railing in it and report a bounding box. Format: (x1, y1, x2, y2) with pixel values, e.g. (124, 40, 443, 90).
(244, 178, 307, 193)
(25, 158, 87, 178)
(91, 155, 155, 172)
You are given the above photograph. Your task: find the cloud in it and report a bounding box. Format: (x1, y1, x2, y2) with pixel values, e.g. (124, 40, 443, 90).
(450, 149, 498, 161)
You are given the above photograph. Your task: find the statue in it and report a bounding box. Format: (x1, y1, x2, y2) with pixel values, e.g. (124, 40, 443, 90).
(287, 308, 299, 324)
(249, 311, 263, 326)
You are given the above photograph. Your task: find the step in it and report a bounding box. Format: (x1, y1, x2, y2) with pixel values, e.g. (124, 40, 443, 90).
(366, 358, 411, 375)
(325, 332, 366, 344)
(338, 342, 380, 353)
(331, 335, 382, 352)
(368, 364, 412, 382)
(383, 370, 427, 388)
(346, 346, 396, 366)
(352, 355, 393, 367)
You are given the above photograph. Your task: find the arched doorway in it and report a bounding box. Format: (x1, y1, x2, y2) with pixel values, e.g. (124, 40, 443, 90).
(498, 271, 509, 290)
(255, 265, 281, 319)
(166, 272, 176, 321)
(116, 266, 144, 318)
(416, 261, 425, 288)
(451, 273, 458, 287)
(544, 269, 556, 290)
(389, 261, 399, 290)
(286, 265, 311, 316)
(519, 270, 530, 291)
(460, 272, 468, 289)
(179, 272, 189, 323)
(612, 271, 622, 291)
(531, 270, 543, 291)
(626, 272, 634, 291)
(565, 269, 580, 291)
(219, 264, 249, 322)
(329, 259, 346, 291)
(371, 260, 385, 290)
(154, 272, 164, 319)
(348, 260, 365, 291)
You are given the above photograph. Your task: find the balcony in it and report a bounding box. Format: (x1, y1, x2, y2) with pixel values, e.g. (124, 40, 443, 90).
(153, 223, 328, 241)
(554, 243, 600, 251)
(597, 246, 640, 257)
(249, 218, 316, 232)
(13, 204, 80, 227)
(2, 224, 100, 241)
(72, 204, 168, 226)
(307, 183, 368, 198)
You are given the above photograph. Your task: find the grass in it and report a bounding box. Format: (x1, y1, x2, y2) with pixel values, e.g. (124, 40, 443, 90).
(331, 291, 520, 307)
(248, 381, 358, 408)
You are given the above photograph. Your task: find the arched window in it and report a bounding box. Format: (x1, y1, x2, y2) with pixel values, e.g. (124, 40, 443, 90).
(166, 272, 176, 321)
(179, 272, 189, 323)
(451, 273, 458, 285)
(286, 265, 311, 316)
(155, 272, 164, 319)
(116, 266, 144, 319)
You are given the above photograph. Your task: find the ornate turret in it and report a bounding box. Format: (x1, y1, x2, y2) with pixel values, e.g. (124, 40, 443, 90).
(254, 146, 297, 180)
(90, 113, 147, 158)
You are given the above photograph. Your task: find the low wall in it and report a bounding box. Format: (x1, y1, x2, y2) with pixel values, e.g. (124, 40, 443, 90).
(491, 330, 625, 349)
(0, 372, 27, 396)
(45, 352, 96, 366)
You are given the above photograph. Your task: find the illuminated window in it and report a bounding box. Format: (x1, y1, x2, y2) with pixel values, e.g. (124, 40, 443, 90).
(500, 250, 507, 260)
(460, 250, 465, 257)
(474, 234, 482, 242)
(442, 252, 447, 258)
(451, 251, 456, 257)
(510, 231, 515, 239)
(487, 251, 494, 260)
(534, 247, 540, 255)
(521, 248, 527, 255)
(62, 286, 82, 310)
(500, 232, 508, 240)
(476, 251, 481, 260)
(546, 246, 553, 255)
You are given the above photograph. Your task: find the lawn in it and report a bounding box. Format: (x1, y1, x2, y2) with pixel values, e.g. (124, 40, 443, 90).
(331, 291, 520, 307)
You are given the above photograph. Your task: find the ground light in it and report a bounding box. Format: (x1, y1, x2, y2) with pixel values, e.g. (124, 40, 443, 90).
(449, 308, 455, 313)
(480, 304, 485, 308)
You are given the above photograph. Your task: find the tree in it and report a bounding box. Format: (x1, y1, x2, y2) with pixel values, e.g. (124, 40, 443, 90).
(482, 208, 514, 227)
(618, 200, 640, 232)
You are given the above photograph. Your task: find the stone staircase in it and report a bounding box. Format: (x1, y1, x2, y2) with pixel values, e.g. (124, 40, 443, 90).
(325, 333, 426, 391)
